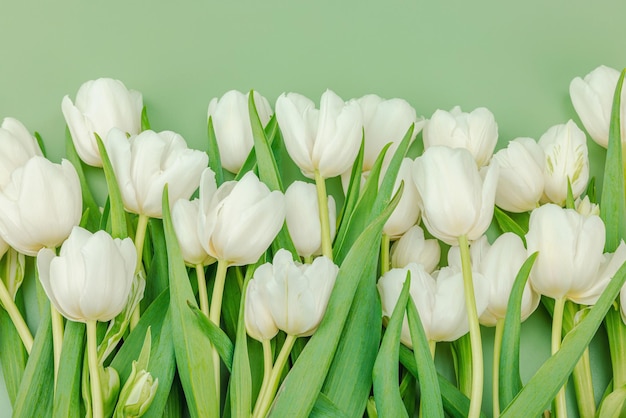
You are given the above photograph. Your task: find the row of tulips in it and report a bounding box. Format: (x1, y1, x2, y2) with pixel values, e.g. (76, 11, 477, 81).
(0, 64, 625, 418)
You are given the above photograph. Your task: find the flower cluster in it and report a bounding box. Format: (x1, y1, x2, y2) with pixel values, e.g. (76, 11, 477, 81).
(0, 66, 625, 418)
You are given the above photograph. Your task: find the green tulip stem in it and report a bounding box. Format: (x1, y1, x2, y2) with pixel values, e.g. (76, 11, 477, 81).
(51, 304, 64, 385)
(259, 338, 273, 405)
(209, 258, 229, 403)
(551, 297, 568, 418)
(606, 307, 626, 389)
(458, 234, 483, 418)
(87, 320, 104, 418)
(0, 277, 32, 354)
(429, 340, 437, 360)
(380, 233, 391, 275)
(252, 334, 297, 418)
(130, 214, 150, 330)
(314, 170, 333, 260)
(195, 264, 209, 317)
(492, 318, 505, 418)
(304, 255, 313, 264)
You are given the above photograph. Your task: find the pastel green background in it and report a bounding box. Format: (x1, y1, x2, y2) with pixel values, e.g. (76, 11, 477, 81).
(1, 0, 625, 416)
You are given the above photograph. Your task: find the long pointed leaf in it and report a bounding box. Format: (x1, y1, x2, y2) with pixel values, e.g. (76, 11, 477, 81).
(162, 186, 218, 418)
(53, 321, 85, 418)
(372, 274, 411, 418)
(95, 134, 128, 239)
(188, 302, 234, 372)
(0, 305, 27, 406)
(207, 117, 225, 186)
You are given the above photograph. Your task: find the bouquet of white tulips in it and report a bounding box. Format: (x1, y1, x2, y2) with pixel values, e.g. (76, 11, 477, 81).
(0, 66, 626, 418)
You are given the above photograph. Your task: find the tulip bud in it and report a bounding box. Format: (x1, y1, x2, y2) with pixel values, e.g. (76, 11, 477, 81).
(383, 158, 421, 238)
(284, 181, 336, 259)
(172, 198, 215, 266)
(575, 196, 600, 217)
(198, 170, 285, 266)
(245, 277, 279, 341)
(377, 263, 489, 346)
(62, 78, 143, 167)
(37, 226, 137, 322)
(526, 204, 607, 304)
(102, 366, 121, 418)
(423, 106, 498, 167)
(0, 156, 82, 256)
(0, 248, 25, 301)
(570, 65, 626, 148)
(248, 249, 338, 337)
(105, 128, 208, 218)
(276, 89, 362, 179)
(0, 118, 43, 188)
(539, 120, 589, 206)
(493, 137, 545, 212)
(208, 90, 273, 173)
(390, 226, 440, 274)
(115, 362, 158, 418)
(412, 146, 499, 245)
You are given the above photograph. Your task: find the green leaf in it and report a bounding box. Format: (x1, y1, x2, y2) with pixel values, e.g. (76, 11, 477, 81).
(34, 131, 47, 157)
(501, 258, 626, 417)
(0, 302, 27, 406)
(268, 187, 402, 417)
(188, 301, 234, 372)
(398, 345, 483, 418)
(95, 133, 128, 239)
(597, 384, 626, 418)
(586, 177, 597, 203)
(248, 91, 298, 257)
(311, 393, 349, 418)
(53, 321, 85, 418)
(65, 126, 100, 232)
(236, 115, 279, 180)
(12, 304, 54, 418)
(372, 273, 411, 418)
(142, 219, 169, 310)
(336, 136, 365, 231)
(494, 207, 528, 245)
(207, 116, 225, 186)
(141, 106, 151, 131)
(406, 289, 444, 418)
(600, 68, 626, 253)
(498, 252, 537, 409)
(162, 185, 218, 418)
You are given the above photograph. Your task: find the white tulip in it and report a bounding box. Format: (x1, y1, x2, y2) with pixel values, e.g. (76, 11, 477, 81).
(105, 128, 207, 218)
(246, 249, 338, 337)
(37, 226, 136, 322)
(284, 181, 336, 259)
(171, 198, 215, 266)
(412, 146, 499, 245)
(198, 170, 285, 266)
(0, 157, 81, 256)
(423, 106, 498, 167)
(570, 65, 626, 148)
(390, 225, 440, 274)
(0, 118, 43, 188)
(207, 90, 273, 174)
(526, 204, 606, 303)
(62, 78, 143, 167)
(244, 277, 279, 341)
(493, 137, 545, 212)
(383, 158, 421, 238)
(276, 89, 362, 179)
(377, 263, 489, 346)
(539, 120, 589, 206)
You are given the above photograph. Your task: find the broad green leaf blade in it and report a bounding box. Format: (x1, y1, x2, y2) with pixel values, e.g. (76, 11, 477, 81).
(597, 384, 626, 418)
(95, 133, 128, 239)
(498, 252, 537, 409)
(406, 294, 444, 418)
(494, 207, 528, 245)
(398, 346, 483, 418)
(0, 304, 27, 405)
(501, 259, 626, 417)
(236, 115, 278, 180)
(12, 304, 54, 418)
(65, 126, 100, 232)
(320, 261, 381, 416)
(207, 116, 225, 186)
(372, 275, 411, 418)
(162, 186, 218, 418)
(600, 68, 626, 253)
(310, 392, 349, 418)
(268, 189, 402, 417)
(53, 321, 85, 418)
(188, 302, 234, 372)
